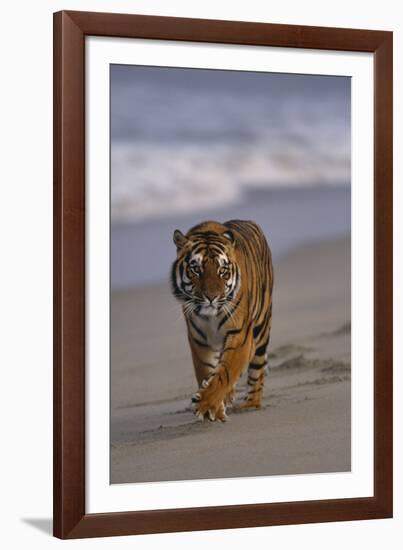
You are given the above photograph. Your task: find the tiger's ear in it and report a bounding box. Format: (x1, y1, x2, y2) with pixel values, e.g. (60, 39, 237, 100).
(223, 230, 235, 246)
(173, 229, 188, 250)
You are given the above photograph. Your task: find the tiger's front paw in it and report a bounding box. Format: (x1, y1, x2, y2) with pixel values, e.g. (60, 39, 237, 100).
(191, 382, 227, 422)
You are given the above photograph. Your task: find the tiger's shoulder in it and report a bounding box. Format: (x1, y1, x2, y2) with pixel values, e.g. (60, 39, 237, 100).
(224, 220, 268, 246)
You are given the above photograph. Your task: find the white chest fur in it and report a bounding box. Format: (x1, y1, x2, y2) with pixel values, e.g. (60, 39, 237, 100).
(202, 316, 225, 351)
(190, 312, 226, 352)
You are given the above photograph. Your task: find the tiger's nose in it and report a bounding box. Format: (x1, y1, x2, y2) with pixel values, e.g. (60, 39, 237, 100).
(204, 294, 218, 304)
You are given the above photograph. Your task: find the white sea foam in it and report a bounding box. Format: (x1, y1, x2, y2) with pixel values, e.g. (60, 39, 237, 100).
(111, 67, 350, 223)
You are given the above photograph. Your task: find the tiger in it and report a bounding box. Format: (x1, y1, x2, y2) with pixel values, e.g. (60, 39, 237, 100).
(171, 219, 274, 422)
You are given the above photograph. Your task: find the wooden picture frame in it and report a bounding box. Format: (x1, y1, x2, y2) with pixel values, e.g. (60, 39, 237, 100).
(53, 10, 393, 539)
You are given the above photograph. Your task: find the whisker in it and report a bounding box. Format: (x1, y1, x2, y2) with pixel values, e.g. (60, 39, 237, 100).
(182, 301, 197, 318)
(225, 304, 236, 325)
(220, 298, 246, 323)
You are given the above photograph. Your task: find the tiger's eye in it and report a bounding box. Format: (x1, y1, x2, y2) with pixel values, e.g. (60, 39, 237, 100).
(219, 267, 229, 276)
(191, 265, 201, 276)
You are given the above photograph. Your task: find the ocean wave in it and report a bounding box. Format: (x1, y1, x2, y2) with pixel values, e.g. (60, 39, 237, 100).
(111, 67, 350, 223)
(111, 138, 350, 223)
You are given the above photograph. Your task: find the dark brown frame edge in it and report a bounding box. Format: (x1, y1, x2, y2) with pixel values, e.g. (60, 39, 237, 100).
(53, 10, 393, 539)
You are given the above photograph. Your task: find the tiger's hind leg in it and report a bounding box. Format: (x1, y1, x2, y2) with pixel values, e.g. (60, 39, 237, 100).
(240, 300, 272, 410)
(225, 388, 236, 407)
(239, 355, 267, 409)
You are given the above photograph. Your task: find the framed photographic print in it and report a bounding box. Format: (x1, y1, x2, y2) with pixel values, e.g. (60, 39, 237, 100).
(53, 11, 393, 539)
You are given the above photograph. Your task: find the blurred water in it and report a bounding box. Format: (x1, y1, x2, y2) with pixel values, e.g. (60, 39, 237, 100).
(111, 185, 350, 289)
(111, 66, 350, 224)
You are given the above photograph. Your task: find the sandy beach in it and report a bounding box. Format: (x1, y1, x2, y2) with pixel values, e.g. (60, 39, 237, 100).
(111, 236, 351, 484)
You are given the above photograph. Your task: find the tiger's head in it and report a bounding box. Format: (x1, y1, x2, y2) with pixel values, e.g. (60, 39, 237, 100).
(171, 221, 240, 317)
